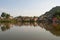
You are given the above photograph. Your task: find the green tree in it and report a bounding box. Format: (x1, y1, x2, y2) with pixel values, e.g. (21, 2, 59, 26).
(1, 12, 7, 18)
(54, 11, 60, 19)
(6, 14, 10, 18)
(1, 12, 10, 18)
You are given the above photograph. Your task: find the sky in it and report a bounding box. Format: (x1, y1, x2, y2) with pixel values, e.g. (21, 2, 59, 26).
(0, 0, 60, 17)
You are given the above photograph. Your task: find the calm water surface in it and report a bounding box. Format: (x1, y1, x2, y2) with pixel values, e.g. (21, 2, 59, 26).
(0, 22, 60, 40)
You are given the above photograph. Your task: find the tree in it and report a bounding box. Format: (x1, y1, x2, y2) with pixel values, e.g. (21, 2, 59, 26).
(1, 12, 7, 18)
(1, 12, 10, 18)
(54, 11, 60, 19)
(6, 14, 10, 18)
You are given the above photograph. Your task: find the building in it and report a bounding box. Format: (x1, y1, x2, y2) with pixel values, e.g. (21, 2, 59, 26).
(9, 16, 13, 19)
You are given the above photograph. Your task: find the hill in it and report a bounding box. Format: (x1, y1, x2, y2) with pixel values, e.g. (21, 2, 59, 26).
(38, 6, 60, 23)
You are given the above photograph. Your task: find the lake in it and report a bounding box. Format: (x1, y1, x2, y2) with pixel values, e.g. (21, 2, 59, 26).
(0, 22, 60, 40)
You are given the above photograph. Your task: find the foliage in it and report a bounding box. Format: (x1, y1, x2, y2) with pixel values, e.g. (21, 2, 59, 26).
(1, 12, 10, 18)
(1, 12, 7, 17)
(52, 11, 60, 19)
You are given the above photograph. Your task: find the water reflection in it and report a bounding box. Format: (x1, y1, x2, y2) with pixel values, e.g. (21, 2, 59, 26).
(0, 23, 13, 31)
(38, 22, 60, 36)
(0, 22, 60, 36)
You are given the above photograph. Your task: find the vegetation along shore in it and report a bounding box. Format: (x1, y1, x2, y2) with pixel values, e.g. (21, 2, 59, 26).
(0, 6, 60, 24)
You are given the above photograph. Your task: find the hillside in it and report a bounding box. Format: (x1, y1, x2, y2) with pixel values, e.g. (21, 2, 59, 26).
(38, 6, 60, 23)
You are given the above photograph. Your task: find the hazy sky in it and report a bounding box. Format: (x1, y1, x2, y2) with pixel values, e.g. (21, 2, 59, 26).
(0, 0, 60, 17)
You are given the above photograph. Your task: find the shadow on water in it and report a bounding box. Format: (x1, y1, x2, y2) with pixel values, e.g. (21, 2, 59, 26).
(0, 21, 60, 36)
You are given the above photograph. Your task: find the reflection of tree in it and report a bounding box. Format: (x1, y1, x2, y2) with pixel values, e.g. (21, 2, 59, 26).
(50, 24, 60, 36)
(1, 25, 10, 31)
(0, 22, 39, 31)
(0, 22, 60, 36)
(1, 23, 13, 31)
(38, 22, 60, 36)
(1, 26, 7, 31)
